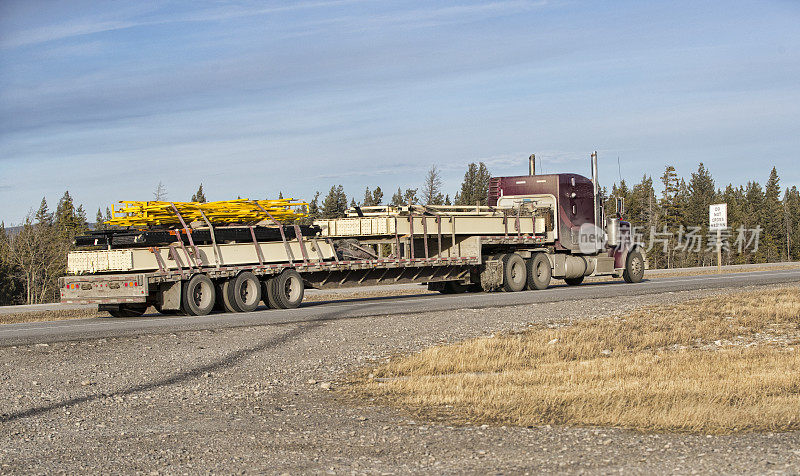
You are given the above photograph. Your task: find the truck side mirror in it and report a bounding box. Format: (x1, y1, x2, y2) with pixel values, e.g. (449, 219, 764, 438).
(615, 197, 625, 218)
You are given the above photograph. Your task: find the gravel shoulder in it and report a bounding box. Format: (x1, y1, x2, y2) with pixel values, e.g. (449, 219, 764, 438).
(2, 284, 799, 474)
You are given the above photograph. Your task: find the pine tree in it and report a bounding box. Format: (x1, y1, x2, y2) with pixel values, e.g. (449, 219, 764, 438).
(55, 191, 85, 236)
(371, 186, 383, 206)
(455, 162, 491, 206)
(743, 181, 765, 263)
(475, 162, 491, 206)
(456, 163, 478, 205)
(95, 208, 106, 231)
(153, 181, 167, 201)
(763, 167, 783, 261)
(390, 188, 404, 206)
(403, 188, 418, 205)
(0, 221, 22, 305)
(307, 192, 321, 218)
(421, 165, 444, 205)
(321, 185, 347, 218)
(362, 187, 374, 207)
(660, 166, 680, 228)
(191, 184, 207, 203)
(785, 186, 800, 260)
(35, 198, 53, 226)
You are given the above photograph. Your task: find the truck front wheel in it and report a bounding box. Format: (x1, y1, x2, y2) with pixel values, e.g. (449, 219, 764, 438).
(623, 249, 645, 283)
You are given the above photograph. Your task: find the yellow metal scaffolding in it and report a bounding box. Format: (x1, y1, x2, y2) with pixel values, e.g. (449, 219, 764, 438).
(106, 198, 307, 227)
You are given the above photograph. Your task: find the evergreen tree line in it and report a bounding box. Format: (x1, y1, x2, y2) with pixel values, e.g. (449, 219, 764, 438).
(305, 162, 492, 220)
(1, 164, 796, 305)
(0, 192, 89, 305)
(603, 163, 799, 269)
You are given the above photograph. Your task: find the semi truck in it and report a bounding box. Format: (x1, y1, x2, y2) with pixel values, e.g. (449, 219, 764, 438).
(59, 153, 645, 317)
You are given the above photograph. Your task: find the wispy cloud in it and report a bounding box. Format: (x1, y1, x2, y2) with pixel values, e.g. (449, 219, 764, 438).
(0, 0, 369, 49)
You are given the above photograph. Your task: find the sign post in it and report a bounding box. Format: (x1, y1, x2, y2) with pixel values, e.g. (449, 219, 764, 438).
(709, 203, 727, 273)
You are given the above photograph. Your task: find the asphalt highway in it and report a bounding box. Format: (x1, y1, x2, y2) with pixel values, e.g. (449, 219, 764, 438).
(2, 268, 800, 347)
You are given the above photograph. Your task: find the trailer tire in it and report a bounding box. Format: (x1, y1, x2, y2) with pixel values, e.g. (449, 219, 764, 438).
(271, 269, 305, 309)
(502, 253, 527, 292)
(181, 274, 216, 316)
(526, 253, 552, 290)
(220, 280, 239, 313)
(226, 272, 261, 312)
(104, 303, 148, 318)
(564, 276, 584, 286)
(623, 248, 645, 283)
(262, 276, 279, 309)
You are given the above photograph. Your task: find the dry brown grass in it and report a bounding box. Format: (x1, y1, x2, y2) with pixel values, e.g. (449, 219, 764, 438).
(353, 287, 800, 433)
(0, 308, 108, 325)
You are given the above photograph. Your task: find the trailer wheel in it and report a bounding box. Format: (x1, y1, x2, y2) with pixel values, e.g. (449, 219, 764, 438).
(182, 274, 216, 316)
(502, 253, 527, 292)
(271, 269, 305, 309)
(526, 253, 552, 290)
(226, 272, 262, 312)
(564, 276, 584, 286)
(104, 304, 148, 318)
(262, 276, 279, 309)
(623, 248, 645, 283)
(220, 280, 239, 313)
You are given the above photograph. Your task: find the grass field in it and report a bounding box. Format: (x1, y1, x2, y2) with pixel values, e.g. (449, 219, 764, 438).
(353, 287, 800, 434)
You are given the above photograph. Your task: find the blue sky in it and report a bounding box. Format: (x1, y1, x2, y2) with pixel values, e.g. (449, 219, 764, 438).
(1, 0, 798, 224)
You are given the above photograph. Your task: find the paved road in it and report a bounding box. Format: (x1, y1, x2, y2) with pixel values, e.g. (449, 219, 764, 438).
(3, 268, 800, 347)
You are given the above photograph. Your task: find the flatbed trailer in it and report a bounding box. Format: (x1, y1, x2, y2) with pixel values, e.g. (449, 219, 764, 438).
(60, 153, 645, 317)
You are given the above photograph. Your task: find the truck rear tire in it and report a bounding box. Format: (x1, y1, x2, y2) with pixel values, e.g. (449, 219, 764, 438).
(502, 253, 526, 292)
(271, 269, 305, 309)
(564, 276, 584, 286)
(226, 272, 261, 312)
(526, 253, 552, 290)
(220, 280, 239, 313)
(182, 274, 216, 316)
(104, 304, 148, 318)
(262, 276, 279, 309)
(623, 249, 645, 283)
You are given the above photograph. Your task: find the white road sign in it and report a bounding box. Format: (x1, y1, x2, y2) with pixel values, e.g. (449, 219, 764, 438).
(709, 203, 727, 230)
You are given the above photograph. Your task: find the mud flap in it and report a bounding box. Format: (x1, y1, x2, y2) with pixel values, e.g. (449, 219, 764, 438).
(480, 259, 503, 291)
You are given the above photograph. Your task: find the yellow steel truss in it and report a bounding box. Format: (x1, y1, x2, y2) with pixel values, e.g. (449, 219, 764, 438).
(106, 198, 307, 227)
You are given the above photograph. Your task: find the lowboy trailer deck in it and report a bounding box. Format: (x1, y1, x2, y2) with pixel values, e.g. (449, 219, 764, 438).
(60, 153, 645, 317)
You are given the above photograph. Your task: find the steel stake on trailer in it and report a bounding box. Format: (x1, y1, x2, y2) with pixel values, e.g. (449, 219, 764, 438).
(293, 224, 310, 265)
(251, 200, 294, 265)
(198, 209, 222, 268)
(249, 226, 265, 266)
(169, 203, 202, 269)
(421, 212, 429, 259)
(436, 215, 442, 259)
(408, 200, 415, 260)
